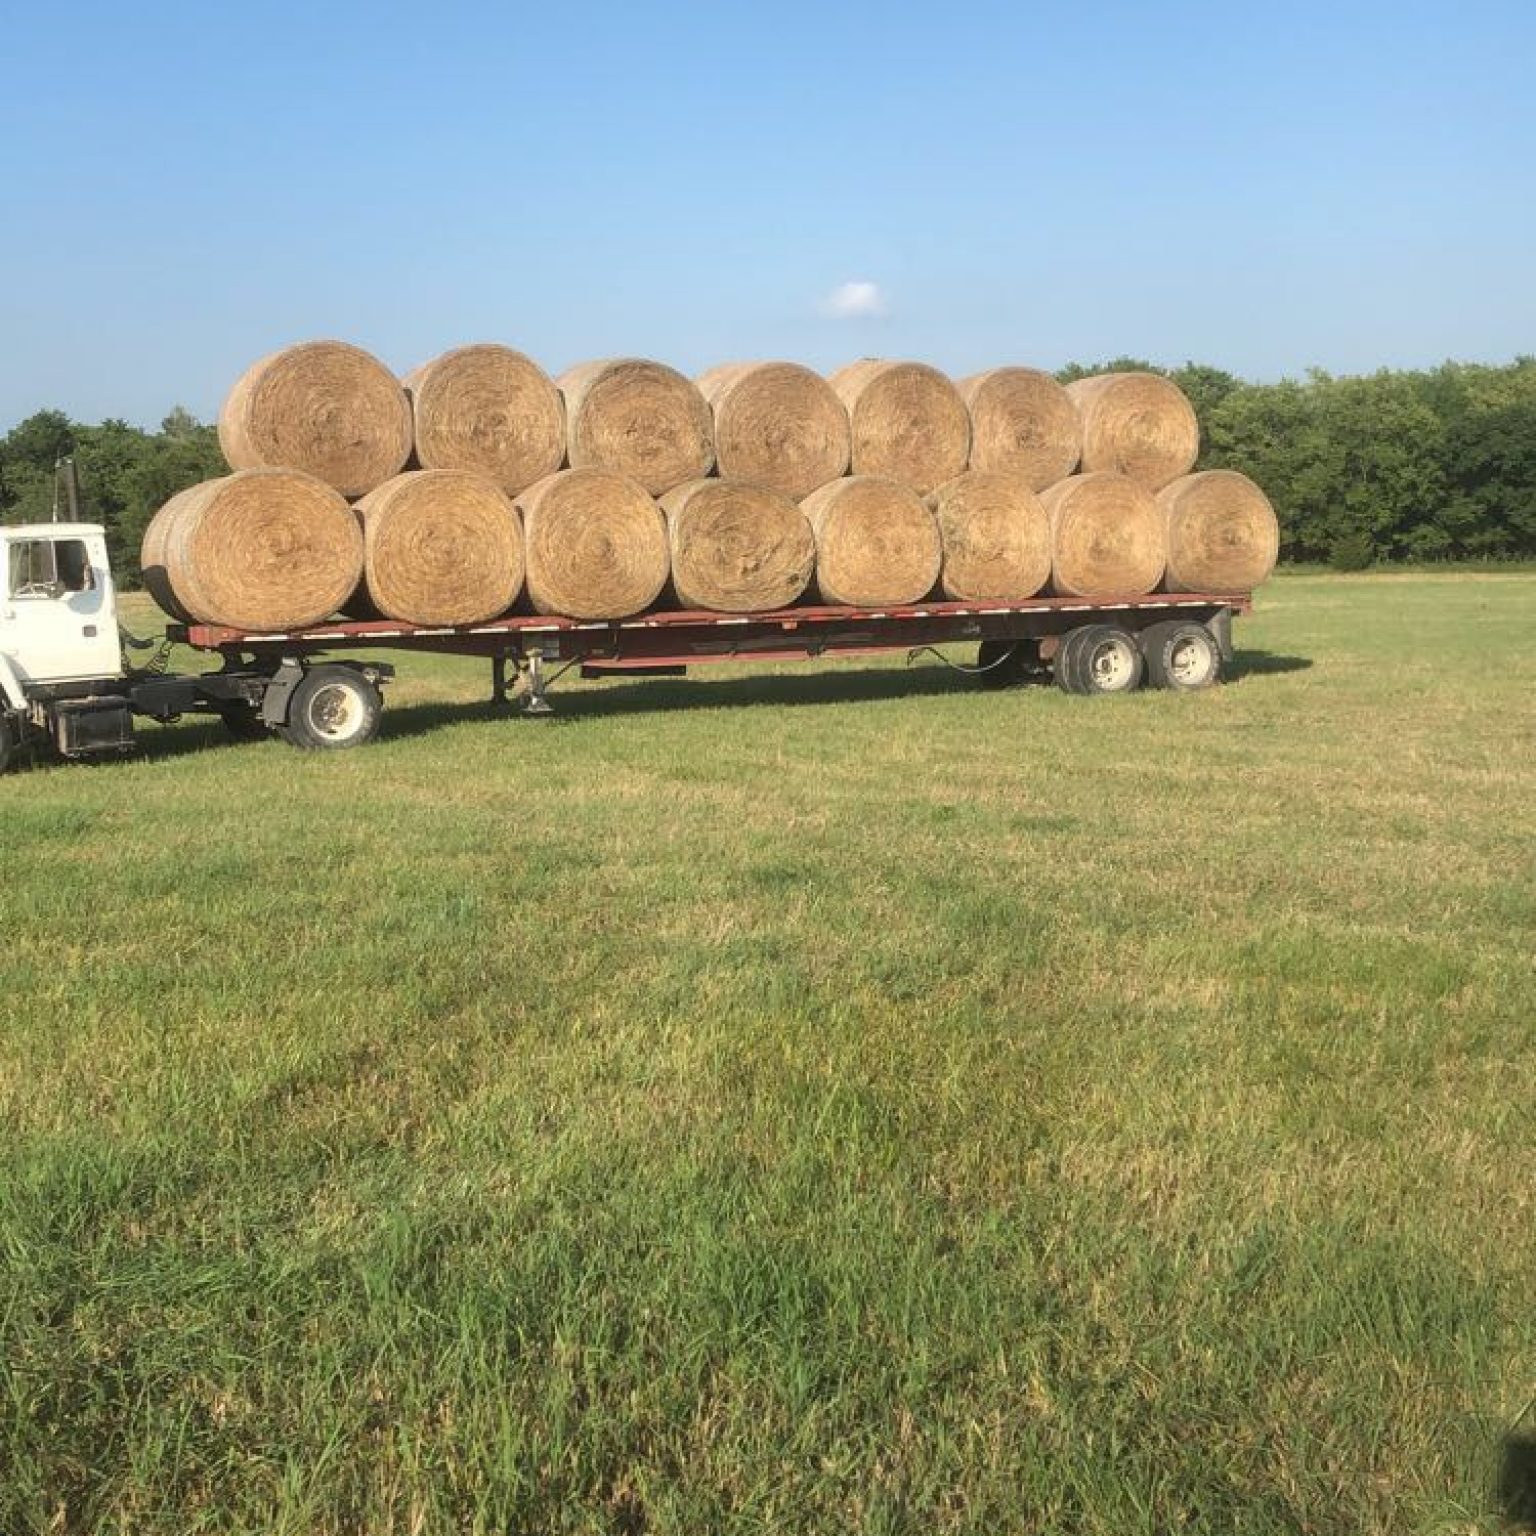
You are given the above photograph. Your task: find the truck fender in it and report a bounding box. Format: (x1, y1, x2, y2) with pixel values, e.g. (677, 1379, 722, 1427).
(258, 659, 308, 726)
(0, 653, 28, 711)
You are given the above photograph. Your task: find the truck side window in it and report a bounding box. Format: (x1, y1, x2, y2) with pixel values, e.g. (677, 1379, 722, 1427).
(8, 539, 95, 598)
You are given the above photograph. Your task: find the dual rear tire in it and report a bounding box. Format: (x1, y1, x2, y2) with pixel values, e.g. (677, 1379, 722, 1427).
(1050, 620, 1222, 695)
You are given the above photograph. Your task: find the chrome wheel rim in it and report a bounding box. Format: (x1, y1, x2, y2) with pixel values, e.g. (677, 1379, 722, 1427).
(306, 683, 362, 741)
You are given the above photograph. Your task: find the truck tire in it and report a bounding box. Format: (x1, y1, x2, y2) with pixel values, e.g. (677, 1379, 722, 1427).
(1139, 621, 1222, 691)
(0, 715, 14, 775)
(278, 666, 383, 751)
(1055, 624, 1144, 696)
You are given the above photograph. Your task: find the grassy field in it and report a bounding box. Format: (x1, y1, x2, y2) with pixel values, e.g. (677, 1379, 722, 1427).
(2, 572, 1533, 1535)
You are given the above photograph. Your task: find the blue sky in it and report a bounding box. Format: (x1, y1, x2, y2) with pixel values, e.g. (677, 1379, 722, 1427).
(2, 0, 1532, 430)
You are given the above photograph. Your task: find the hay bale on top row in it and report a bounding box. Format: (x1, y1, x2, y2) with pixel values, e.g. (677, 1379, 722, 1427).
(142, 469, 363, 631)
(660, 479, 814, 613)
(958, 368, 1081, 489)
(219, 342, 413, 498)
(354, 470, 523, 626)
(557, 359, 715, 495)
(696, 362, 850, 500)
(404, 344, 565, 495)
(830, 361, 971, 496)
(1066, 372, 1199, 491)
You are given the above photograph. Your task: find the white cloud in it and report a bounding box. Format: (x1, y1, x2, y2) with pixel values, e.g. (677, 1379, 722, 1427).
(822, 280, 888, 319)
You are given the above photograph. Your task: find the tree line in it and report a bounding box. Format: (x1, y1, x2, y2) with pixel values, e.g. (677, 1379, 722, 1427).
(2, 357, 1534, 578)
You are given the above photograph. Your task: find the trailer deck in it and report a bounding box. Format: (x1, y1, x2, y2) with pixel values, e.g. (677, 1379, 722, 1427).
(177, 591, 1251, 666)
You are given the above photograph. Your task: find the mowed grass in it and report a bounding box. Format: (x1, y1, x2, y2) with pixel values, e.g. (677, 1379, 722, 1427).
(1, 573, 1533, 1535)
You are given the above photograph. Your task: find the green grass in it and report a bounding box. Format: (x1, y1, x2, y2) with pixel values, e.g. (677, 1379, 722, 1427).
(2, 572, 1533, 1535)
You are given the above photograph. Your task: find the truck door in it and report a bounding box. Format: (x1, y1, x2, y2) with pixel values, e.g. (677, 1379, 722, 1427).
(0, 533, 122, 685)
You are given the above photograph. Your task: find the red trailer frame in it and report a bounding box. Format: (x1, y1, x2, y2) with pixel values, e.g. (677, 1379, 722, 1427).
(174, 592, 1251, 711)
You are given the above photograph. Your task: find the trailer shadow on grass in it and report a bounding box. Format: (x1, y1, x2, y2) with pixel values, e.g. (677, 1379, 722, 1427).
(1227, 650, 1313, 680)
(1499, 1431, 1536, 1531)
(118, 648, 1313, 762)
(381, 661, 980, 736)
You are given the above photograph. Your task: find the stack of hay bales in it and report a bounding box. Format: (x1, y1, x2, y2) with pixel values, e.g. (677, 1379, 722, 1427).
(141, 339, 1278, 630)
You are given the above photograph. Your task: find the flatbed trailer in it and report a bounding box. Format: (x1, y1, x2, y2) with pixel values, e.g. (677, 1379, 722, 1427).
(176, 589, 1251, 722)
(0, 518, 1252, 769)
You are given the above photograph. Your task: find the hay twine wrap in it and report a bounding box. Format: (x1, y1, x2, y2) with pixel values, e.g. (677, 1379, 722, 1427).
(515, 468, 669, 620)
(927, 472, 1052, 602)
(557, 359, 714, 494)
(659, 479, 815, 613)
(695, 362, 850, 500)
(403, 344, 565, 494)
(1040, 472, 1166, 598)
(1066, 372, 1199, 491)
(1158, 470, 1279, 593)
(829, 360, 971, 495)
(959, 368, 1081, 489)
(353, 470, 523, 626)
(218, 340, 413, 497)
(140, 469, 363, 630)
(800, 476, 942, 607)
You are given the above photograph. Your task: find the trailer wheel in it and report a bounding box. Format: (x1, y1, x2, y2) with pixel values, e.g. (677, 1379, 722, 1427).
(0, 715, 14, 775)
(1140, 621, 1222, 691)
(1055, 624, 1144, 696)
(279, 666, 383, 751)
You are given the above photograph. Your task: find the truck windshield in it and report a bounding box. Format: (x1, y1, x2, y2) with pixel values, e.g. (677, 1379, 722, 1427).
(8, 539, 95, 599)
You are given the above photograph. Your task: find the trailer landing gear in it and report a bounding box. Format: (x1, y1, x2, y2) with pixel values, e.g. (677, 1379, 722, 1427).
(490, 652, 557, 715)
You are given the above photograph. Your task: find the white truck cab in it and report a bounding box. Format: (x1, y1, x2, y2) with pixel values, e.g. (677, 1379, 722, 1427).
(0, 519, 389, 772)
(0, 523, 124, 702)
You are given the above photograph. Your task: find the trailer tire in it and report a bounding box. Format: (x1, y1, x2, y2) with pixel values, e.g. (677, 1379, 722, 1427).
(1140, 621, 1222, 691)
(0, 715, 14, 775)
(279, 666, 383, 751)
(1055, 624, 1144, 696)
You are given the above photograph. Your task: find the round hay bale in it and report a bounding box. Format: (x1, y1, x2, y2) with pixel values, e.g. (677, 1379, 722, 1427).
(659, 479, 815, 613)
(1040, 472, 1166, 598)
(143, 469, 363, 630)
(829, 360, 971, 495)
(695, 362, 850, 499)
(800, 476, 941, 608)
(557, 359, 714, 494)
(516, 468, 669, 620)
(927, 472, 1051, 602)
(958, 368, 1081, 489)
(140, 486, 201, 622)
(403, 344, 565, 494)
(1158, 470, 1279, 593)
(218, 340, 413, 497)
(1066, 372, 1199, 490)
(354, 470, 523, 626)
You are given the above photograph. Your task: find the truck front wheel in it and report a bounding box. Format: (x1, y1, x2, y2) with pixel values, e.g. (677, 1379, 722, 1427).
(278, 666, 383, 751)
